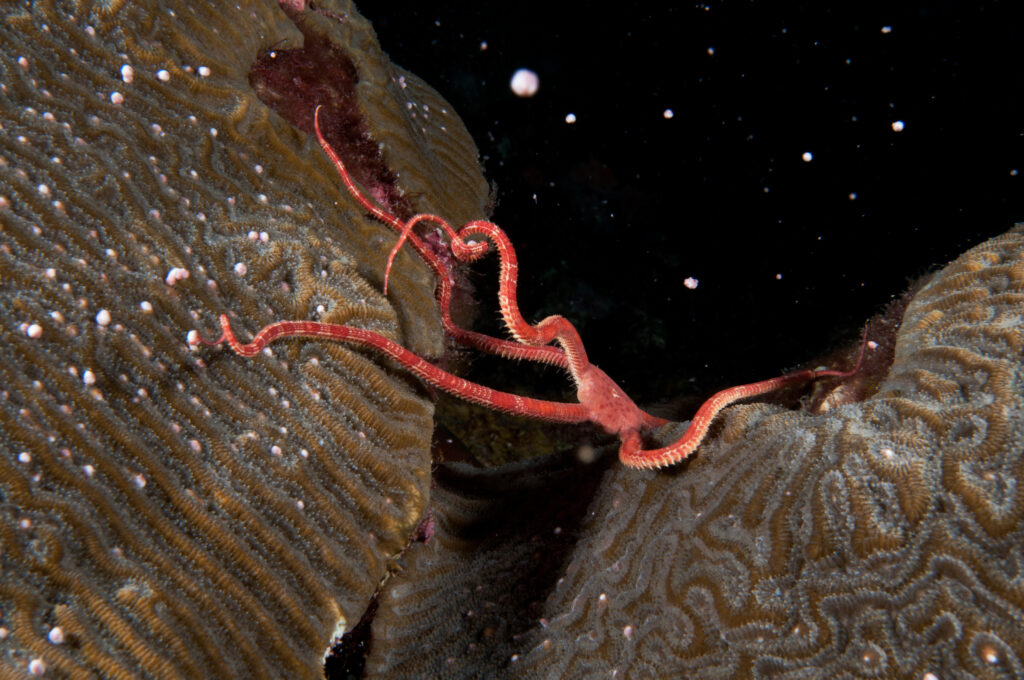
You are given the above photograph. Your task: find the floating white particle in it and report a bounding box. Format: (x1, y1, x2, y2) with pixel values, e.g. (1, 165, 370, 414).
(165, 267, 189, 285)
(254, 163, 264, 174)
(881, 25, 892, 34)
(663, 109, 674, 119)
(623, 625, 634, 640)
(26, 324, 43, 339)
(510, 68, 539, 97)
(198, 65, 211, 77)
(564, 113, 577, 124)
(186, 330, 201, 346)
(44, 268, 56, 279)
(83, 464, 95, 477)
(296, 499, 305, 510)
(121, 64, 134, 83)
(683, 277, 699, 290)
(891, 120, 905, 132)
(867, 340, 878, 349)
(133, 473, 146, 488)
(480, 41, 488, 51)
(18, 452, 31, 464)
(802, 151, 813, 162)
(140, 300, 153, 313)
(37, 183, 50, 197)
(28, 659, 46, 676)
(849, 192, 858, 200)
(209, 127, 217, 138)
(707, 46, 715, 55)
(110, 91, 124, 104)
(271, 445, 282, 456)
(247, 230, 260, 241)
(189, 439, 202, 452)
(95, 309, 111, 326)
(82, 370, 96, 385)
(258, 193, 268, 204)
(259, 231, 269, 242)
(233, 262, 247, 276)
(157, 69, 170, 81)
(0, 628, 9, 640)
(300, 448, 309, 458)
(48, 626, 65, 644)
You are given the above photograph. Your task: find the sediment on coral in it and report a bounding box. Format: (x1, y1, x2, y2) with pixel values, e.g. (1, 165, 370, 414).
(0, 0, 490, 677)
(362, 227, 1024, 679)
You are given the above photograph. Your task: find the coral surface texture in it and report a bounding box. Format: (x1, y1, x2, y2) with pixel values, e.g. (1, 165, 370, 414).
(0, 0, 490, 677)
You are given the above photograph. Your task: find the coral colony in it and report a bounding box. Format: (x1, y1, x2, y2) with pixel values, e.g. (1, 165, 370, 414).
(193, 106, 866, 469)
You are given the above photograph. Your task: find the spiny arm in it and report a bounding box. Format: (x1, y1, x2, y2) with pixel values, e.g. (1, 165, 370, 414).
(313, 105, 569, 370)
(619, 331, 869, 469)
(194, 315, 589, 425)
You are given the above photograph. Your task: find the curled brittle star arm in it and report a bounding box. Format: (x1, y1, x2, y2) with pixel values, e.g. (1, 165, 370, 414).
(198, 315, 589, 424)
(619, 331, 869, 469)
(458, 220, 591, 382)
(313, 105, 568, 370)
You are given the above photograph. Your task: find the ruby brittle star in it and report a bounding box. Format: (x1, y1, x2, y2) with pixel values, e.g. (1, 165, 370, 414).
(188, 106, 866, 469)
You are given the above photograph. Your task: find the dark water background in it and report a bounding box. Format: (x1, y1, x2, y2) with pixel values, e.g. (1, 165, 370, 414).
(358, 1, 1023, 408)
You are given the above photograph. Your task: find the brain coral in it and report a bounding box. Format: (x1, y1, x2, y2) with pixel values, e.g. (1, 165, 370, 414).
(0, 0, 489, 677)
(365, 227, 1024, 679)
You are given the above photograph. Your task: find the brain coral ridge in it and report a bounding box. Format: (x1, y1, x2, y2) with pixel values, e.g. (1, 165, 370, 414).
(365, 227, 1024, 680)
(0, 0, 490, 677)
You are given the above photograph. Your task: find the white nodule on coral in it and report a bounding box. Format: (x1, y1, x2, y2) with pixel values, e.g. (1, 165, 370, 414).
(165, 267, 189, 285)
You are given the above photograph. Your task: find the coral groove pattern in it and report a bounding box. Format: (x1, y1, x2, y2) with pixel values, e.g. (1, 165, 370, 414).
(365, 228, 1024, 679)
(0, 0, 490, 677)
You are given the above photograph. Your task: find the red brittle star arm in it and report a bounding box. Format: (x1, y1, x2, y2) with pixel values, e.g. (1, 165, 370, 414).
(198, 315, 589, 424)
(456, 220, 592, 382)
(619, 334, 868, 469)
(312, 106, 568, 369)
